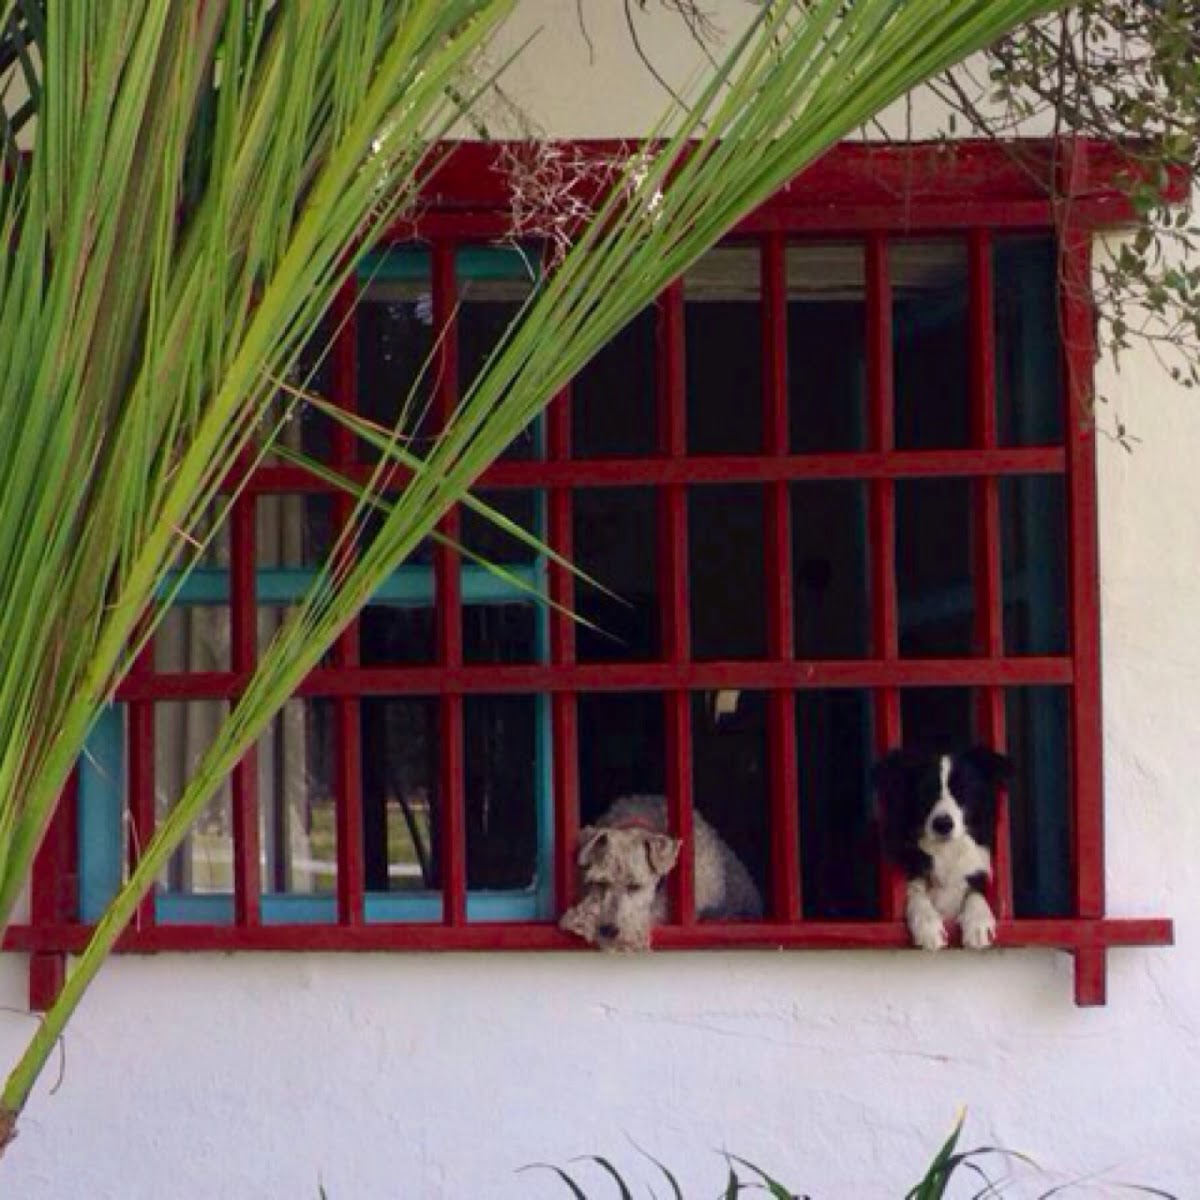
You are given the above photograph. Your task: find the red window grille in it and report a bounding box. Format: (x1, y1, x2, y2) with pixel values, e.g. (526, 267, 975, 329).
(16, 140, 1177, 1010)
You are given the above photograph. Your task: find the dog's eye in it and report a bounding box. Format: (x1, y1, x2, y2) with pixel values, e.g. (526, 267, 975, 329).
(624, 884, 641, 896)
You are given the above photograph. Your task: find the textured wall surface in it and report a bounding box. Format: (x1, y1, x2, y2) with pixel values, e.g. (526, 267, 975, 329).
(0, 4, 1192, 1196)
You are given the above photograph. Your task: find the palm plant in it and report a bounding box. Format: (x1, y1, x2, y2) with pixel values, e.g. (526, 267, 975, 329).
(0, 0, 1068, 1153)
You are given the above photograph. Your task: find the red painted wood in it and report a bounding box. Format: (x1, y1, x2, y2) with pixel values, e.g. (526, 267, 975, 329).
(244, 446, 1065, 494)
(433, 241, 467, 926)
(1061, 223, 1105, 923)
(865, 234, 904, 921)
(967, 229, 1013, 921)
(122, 656, 1075, 702)
(230, 496, 261, 927)
(658, 281, 695, 924)
(1073, 946, 1108, 1007)
(28, 772, 77, 1009)
(762, 234, 802, 922)
(547, 390, 579, 912)
(4, 916, 1172, 956)
(127, 648, 157, 929)
(330, 278, 366, 926)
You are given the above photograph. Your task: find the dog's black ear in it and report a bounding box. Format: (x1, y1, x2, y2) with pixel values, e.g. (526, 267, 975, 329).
(643, 832, 681, 877)
(962, 745, 1014, 786)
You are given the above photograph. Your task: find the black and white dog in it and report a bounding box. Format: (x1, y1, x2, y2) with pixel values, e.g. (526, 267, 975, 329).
(873, 746, 1012, 952)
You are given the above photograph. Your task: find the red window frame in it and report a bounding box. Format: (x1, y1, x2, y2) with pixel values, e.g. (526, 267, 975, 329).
(16, 139, 1177, 1009)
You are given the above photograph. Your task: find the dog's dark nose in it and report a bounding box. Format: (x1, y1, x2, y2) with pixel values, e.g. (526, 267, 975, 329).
(597, 924, 618, 941)
(931, 814, 954, 837)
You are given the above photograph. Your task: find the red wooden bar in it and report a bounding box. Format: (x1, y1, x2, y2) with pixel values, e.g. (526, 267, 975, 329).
(762, 233, 802, 923)
(658, 280, 695, 926)
(433, 241, 467, 927)
(128, 646, 157, 930)
(865, 233, 905, 921)
(967, 228, 1014, 921)
(547, 389, 580, 913)
(5, 916, 1172, 956)
(27, 772, 76, 1010)
(330, 280, 366, 927)
(245, 446, 1066, 494)
(1061, 211, 1108, 1005)
(230, 493, 262, 927)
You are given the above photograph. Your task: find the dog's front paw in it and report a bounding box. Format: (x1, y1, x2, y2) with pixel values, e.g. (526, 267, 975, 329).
(909, 910, 948, 952)
(961, 899, 997, 951)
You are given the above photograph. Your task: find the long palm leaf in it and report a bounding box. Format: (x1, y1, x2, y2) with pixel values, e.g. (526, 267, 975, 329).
(0, 0, 1069, 1144)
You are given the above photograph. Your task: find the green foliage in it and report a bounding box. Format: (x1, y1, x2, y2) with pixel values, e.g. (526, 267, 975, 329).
(0, 0, 1066, 1142)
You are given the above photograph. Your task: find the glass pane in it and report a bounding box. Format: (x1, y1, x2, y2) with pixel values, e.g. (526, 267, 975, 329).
(154, 606, 230, 673)
(996, 235, 1063, 446)
(458, 245, 541, 461)
(572, 307, 657, 457)
(689, 485, 766, 661)
(257, 606, 335, 669)
(893, 239, 970, 450)
(463, 604, 538, 665)
(465, 695, 540, 892)
(685, 246, 762, 455)
(1006, 686, 1071, 917)
(256, 493, 336, 569)
(260, 699, 336, 895)
(360, 696, 439, 897)
(787, 242, 866, 453)
(692, 690, 768, 918)
(155, 701, 232, 895)
(357, 248, 436, 464)
(460, 489, 539, 564)
(900, 687, 976, 749)
(578, 693, 664, 821)
(574, 488, 660, 663)
(1002, 475, 1068, 655)
(796, 689, 876, 918)
(897, 478, 975, 657)
(791, 481, 869, 658)
(360, 606, 436, 667)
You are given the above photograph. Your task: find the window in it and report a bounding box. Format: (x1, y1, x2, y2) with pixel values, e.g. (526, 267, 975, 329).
(20, 141, 1173, 1008)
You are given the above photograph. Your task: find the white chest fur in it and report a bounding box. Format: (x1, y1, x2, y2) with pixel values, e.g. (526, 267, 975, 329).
(919, 834, 992, 918)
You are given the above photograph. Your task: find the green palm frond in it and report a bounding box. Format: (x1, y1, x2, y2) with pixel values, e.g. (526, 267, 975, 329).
(0, 0, 1068, 1134)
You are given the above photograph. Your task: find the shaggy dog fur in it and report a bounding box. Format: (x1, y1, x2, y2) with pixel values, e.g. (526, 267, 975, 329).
(874, 746, 1012, 951)
(559, 795, 763, 951)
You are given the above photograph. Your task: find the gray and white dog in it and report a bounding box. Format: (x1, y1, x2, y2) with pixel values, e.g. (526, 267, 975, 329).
(559, 795, 763, 951)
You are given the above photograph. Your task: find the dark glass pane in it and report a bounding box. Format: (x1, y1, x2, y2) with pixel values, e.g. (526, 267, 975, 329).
(689, 485, 765, 661)
(692, 690, 769, 917)
(360, 697, 439, 897)
(900, 688, 976, 750)
(356, 249, 436, 463)
(578, 693, 664, 822)
(460, 489, 539, 564)
(788, 243, 867, 453)
(996, 236, 1063, 446)
(893, 239, 970, 450)
(271, 317, 335, 461)
(574, 488, 659, 662)
(796, 689, 876, 918)
(791, 481, 869, 658)
(256, 493, 336, 569)
(572, 307, 657, 457)
(360, 606, 435, 667)
(1002, 475, 1068, 655)
(464, 695, 539, 892)
(463, 604, 538, 664)
(1006, 686, 1071, 916)
(685, 247, 762, 455)
(458, 246, 540, 461)
(897, 478, 975, 657)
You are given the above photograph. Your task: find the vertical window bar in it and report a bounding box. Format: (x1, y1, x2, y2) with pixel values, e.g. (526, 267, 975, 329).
(968, 229, 1013, 920)
(331, 280, 365, 927)
(865, 234, 904, 921)
(28, 772, 75, 1009)
(230, 493, 261, 926)
(658, 280, 695, 925)
(434, 242, 467, 927)
(547, 388, 580, 915)
(762, 234, 801, 923)
(1061, 219, 1106, 1003)
(128, 647, 157, 929)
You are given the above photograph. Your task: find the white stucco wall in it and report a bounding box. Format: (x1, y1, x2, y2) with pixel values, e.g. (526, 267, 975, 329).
(0, 5, 1195, 1196)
